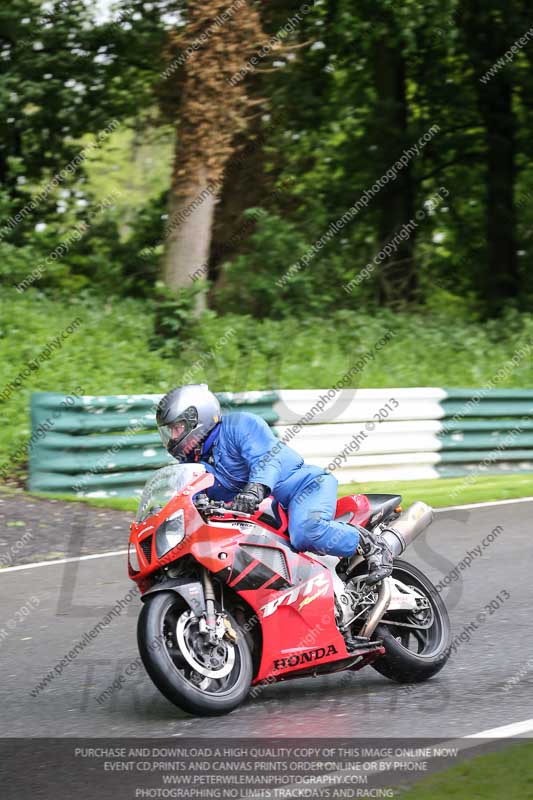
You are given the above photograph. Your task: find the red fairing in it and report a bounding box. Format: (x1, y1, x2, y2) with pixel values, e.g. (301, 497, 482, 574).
(335, 494, 371, 527)
(129, 483, 374, 684)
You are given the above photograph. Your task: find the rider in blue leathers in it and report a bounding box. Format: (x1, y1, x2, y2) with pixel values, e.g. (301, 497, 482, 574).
(198, 411, 360, 558)
(156, 384, 393, 587)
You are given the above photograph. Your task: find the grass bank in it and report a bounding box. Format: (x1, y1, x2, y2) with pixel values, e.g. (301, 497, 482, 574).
(343, 473, 533, 508)
(400, 742, 533, 799)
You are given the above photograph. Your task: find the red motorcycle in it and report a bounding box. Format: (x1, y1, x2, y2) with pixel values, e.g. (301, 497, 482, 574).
(128, 464, 451, 716)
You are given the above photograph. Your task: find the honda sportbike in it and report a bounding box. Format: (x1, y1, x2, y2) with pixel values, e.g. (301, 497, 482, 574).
(128, 464, 451, 716)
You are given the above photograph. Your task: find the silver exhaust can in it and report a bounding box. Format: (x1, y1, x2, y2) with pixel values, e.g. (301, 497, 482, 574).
(381, 501, 434, 557)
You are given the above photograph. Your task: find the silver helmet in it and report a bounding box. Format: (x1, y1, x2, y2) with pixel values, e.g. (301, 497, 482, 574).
(156, 384, 221, 461)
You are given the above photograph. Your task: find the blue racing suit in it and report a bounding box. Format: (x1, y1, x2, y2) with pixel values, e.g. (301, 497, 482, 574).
(195, 412, 359, 557)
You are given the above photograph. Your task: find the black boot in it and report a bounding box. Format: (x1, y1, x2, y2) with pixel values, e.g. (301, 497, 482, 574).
(356, 527, 394, 586)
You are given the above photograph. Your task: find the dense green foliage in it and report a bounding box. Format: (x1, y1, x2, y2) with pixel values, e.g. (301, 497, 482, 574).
(213, 0, 533, 316)
(0, 0, 167, 295)
(1, 0, 532, 317)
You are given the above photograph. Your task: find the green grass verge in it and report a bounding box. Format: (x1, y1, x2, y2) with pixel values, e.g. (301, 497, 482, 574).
(33, 492, 139, 512)
(0, 486, 139, 513)
(400, 742, 533, 799)
(3, 472, 532, 513)
(342, 473, 533, 508)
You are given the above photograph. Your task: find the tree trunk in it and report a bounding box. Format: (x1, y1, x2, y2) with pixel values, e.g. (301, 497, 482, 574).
(209, 122, 267, 296)
(163, 165, 217, 307)
(159, 1, 264, 303)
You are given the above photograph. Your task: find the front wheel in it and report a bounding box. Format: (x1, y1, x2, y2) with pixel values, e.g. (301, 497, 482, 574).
(137, 592, 252, 716)
(371, 559, 451, 683)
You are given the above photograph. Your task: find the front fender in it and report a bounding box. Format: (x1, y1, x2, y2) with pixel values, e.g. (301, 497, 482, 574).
(140, 578, 205, 617)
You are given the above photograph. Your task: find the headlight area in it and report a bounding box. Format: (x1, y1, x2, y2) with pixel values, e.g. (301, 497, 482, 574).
(128, 541, 140, 573)
(155, 509, 186, 557)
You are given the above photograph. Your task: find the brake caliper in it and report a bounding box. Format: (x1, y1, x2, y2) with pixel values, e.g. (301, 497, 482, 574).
(220, 617, 238, 644)
(223, 617, 238, 643)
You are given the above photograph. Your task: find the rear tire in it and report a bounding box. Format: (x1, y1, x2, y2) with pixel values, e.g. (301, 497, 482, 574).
(371, 559, 451, 683)
(137, 592, 252, 716)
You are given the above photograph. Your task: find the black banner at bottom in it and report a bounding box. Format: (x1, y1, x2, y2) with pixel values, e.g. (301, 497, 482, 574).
(0, 737, 526, 800)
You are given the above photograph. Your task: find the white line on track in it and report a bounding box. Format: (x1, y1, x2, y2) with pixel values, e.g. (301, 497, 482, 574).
(0, 549, 128, 574)
(436, 496, 533, 512)
(433, 718, 533, 765)
(466, 718, 533, 739)
(277, 717, 533, 797)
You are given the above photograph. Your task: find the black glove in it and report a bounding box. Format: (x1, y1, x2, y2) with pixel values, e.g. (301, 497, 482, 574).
(231, 483, 270, 514)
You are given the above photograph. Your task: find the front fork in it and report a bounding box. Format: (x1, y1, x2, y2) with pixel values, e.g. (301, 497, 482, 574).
(200, 569, 237, 645)
(202, 569, 217, 631)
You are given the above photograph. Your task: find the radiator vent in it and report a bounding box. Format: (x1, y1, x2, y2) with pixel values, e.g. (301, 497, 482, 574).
(139, 535, 153, 563)
(240, 545, 289, 580)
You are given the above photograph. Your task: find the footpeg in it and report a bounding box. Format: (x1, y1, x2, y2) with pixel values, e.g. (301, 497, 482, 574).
(344, 635, 383, 654)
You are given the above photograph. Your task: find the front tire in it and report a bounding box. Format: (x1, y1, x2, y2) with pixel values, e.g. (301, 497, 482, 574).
(371, 559, 451, 683)
(137, 592, 252, 716)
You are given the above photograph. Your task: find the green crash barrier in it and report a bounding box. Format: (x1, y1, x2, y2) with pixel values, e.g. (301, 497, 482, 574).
(441, 400, 533, 418)
(27, 388, 533, 497)
(31, 469, 157, 497)
(442, 388, 533, 418)
(439, 449, 533, 463)
(441, 419, 533, 432)
(437, 464, 533, 478)
(440, 432, 533, 450)
(29, 391, 280, 498)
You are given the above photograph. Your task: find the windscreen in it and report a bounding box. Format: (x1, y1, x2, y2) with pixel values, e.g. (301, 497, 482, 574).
(136, 463, 206, 523)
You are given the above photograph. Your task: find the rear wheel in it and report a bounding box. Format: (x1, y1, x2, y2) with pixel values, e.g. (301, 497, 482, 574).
(137, 592, 252, 716)
(371, 559, 451, 683)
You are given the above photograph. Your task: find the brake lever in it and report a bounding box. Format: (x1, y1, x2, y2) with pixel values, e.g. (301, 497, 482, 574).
(194, 495, 225, 517)
(201, 502, 249, 517)
(220, 503, 253, 517)
(198, 497, 253, 518)
(205, 502, 225, 516)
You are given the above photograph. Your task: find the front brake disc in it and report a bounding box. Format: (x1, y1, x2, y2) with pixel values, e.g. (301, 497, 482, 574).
(175, 610, 235, 679)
